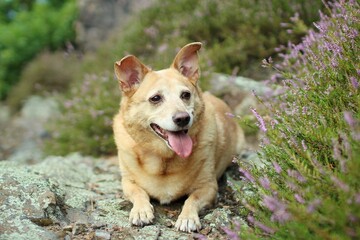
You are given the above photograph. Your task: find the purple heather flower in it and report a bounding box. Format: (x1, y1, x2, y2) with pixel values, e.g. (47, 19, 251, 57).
(344, 111, 356, 128)
(239, 168, 255, 183)
(144, 26, 158, 38)
(272, 161, 282, 173)
(287, 169, 306, 183)
(250, 107, 267, 132)
(313, 22, 327, 33)
(350, 77, 359, 89)
(286, 181, 298, 191)
(225, 112, 236, 118)
(271, 210, 291, 223)
(294, 194, 305, 204)
(262, 137, 270, 145)
(330, 58, 339, 68)
(247, 215, 275, 234)
(263, 195, 291, 223)
(222, 227, 240, 240)
(348, 214, 358, 223)
(302, 106, 309, 115)
(157, 43, 168, 53)
(347, 28, 358, 39)
(290, 12, 299, 22)
(259, 176, 271, 190)
(263, 195, 282, 212)
(331, 176, 350, 192)
(274, 45, 286, 52)
(311, 159, 325, 175)
(270, 119, 278, 129)
(307, 199, 322, 213)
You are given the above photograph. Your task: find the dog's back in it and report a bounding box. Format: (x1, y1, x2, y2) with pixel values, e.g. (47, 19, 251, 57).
(202, 92, 245, 179)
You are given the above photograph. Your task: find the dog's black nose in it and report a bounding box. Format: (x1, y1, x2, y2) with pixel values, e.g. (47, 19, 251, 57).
(173, 112, 190, 127)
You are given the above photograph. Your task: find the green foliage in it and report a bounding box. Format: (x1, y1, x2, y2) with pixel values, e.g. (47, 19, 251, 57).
(46, 0, 322, 156)
(231, 1, 360, 239)
(44, 73, 119, 157)
(0, 0, 77, 99)
(92, 0, 323, 80)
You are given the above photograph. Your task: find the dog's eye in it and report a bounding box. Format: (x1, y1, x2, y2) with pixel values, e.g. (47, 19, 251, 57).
(180, 91, 191, 100)
(149, 94, 162, 104)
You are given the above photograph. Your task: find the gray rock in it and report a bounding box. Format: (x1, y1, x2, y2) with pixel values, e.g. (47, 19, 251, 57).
(208, 73, 270, 117)
(95, 230, 111, 240)
(0, 152, 249, 239)
(209, 73, 269, 95)
(77, 0, 155, 51)
(3, 96, 59, 164)
(20, 95, 59, 124)
(204, 208, 232, 228)
(0, 162, 64, 240)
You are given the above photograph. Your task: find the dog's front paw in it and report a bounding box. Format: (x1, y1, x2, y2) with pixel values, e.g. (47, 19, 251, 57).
(129, 203, 154, 226)
(175, 212, 201, 232)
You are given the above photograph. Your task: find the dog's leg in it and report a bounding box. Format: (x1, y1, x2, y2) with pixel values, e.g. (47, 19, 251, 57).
(175, 180, 218, 232)
(122, 178, 154, 226)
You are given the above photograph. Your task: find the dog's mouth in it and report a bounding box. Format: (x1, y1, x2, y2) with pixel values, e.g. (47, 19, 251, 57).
(150, 123, 193, 158)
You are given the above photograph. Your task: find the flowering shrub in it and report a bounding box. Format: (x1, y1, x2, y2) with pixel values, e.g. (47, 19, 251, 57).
(231, 1, 360, 239)
(44, 73, 119, 156)
(45, 0, 324, 156)
(97, 0, 323, 81)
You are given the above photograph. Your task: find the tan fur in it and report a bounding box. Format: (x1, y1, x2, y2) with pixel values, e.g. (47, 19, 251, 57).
(113, 42, 245, 232)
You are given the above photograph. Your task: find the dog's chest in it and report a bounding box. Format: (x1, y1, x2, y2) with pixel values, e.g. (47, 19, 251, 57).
(134, 155, 190, 203)
(135, 153, 182, 175)
(140, 173, 189, 204)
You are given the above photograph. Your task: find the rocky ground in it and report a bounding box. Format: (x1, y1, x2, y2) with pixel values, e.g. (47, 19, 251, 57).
(0, 153, 260, 240)
(0, 74, 266, 240)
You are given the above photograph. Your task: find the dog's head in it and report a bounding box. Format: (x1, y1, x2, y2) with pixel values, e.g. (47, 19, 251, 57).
(114, 42, 204, 158)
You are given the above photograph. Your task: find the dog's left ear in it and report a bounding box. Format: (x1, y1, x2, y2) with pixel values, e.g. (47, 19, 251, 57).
(114, 55, 150, 94)
(171, 42, 202, 84)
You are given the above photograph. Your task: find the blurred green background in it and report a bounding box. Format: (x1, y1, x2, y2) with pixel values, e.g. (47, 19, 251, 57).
(0, 0, 323, 156)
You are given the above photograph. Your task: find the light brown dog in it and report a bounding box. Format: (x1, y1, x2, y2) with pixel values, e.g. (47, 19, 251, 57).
(113, 42, 244, 232)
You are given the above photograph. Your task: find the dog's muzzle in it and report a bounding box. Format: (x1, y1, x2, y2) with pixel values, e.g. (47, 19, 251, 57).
(150, 114, 193, 159)
(172, 112, 190, 128)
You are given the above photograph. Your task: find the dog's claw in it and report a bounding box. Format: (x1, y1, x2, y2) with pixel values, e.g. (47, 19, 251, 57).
(175, 215, 201, 232)
(129, 203, 154, 226)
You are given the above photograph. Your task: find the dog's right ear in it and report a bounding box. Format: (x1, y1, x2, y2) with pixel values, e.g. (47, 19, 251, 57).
(114, 55, 150, 93)
(171, 42, 202, 84)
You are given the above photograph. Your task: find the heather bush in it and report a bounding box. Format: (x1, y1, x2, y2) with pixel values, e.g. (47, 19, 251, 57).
(229, 1, 360, 239)
(93, 0, 323, 81)
(44, 73, 119, 157)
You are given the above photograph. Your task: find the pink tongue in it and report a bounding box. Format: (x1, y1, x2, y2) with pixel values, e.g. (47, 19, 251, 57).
(167, 131, 193, 158)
